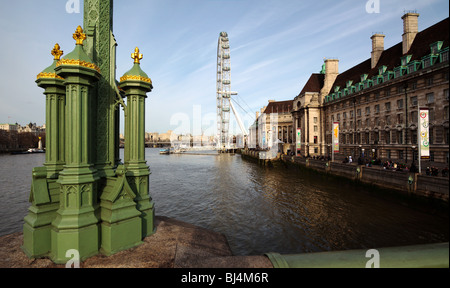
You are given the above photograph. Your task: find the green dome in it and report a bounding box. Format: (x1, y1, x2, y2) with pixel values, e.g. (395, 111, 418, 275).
(36, 44, 65, 80)
(63, 44, 93, 63)
(55, 26, 101, 74)
(122, 63, 150, 80)
(120, 47, 152, 85)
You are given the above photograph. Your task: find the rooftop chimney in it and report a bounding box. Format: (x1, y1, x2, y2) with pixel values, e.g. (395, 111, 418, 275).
(402, 12, 419, 54)
(371, 34, 385, 69)
(320, 58, 339, 100)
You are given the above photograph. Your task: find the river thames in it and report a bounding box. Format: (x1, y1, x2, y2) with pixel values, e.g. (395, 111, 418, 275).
(0, 148, 448, 256)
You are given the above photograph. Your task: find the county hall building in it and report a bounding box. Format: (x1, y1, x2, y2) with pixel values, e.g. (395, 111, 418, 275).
(292, 13, 449, 167)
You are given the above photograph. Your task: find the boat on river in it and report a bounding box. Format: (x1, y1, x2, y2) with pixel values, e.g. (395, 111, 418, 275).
(11, 148, 45, 155)
(160, 148, 173, 155)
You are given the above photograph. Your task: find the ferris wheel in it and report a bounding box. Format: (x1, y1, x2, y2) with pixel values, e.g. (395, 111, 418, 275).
(216, 32, 232, 149)
(216, 32, 248, 150)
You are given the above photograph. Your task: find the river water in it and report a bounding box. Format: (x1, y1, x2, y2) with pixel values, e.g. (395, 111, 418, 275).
(0, 148, 448, 256)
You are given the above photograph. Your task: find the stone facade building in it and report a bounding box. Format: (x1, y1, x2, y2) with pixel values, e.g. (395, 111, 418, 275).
(249, 100, 293, 153)
(293, 13, 449, 166)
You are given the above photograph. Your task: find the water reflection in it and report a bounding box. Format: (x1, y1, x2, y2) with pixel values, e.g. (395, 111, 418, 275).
(0, 149, 448, 256)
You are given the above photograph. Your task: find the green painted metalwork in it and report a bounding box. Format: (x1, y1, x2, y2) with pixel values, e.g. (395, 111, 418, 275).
(23, 0, 155, 264)
(119, 59, 155, 238)
(266, 242, 449, 268)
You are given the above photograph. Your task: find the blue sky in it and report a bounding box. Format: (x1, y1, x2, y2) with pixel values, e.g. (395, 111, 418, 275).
(0, 0, 448, 136)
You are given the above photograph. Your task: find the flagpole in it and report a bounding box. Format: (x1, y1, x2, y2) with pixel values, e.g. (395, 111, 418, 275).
(418, 105, 421, 174)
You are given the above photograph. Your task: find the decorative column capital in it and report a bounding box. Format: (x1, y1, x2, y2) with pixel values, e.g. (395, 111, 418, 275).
(119, 47, 153, 93)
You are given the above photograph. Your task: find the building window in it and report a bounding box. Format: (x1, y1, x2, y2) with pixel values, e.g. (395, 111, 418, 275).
(397, 114, 403, 124)
(411, 111, 418, 123)
(337, 114, 340, 121)
(385, 131, 391, 144)
(411, 96, 418, 106)
(350, 111, 354, 118)
(385, 89, 391, 97)
(343, 112, 347, 119)
(427, 77, 434, 86)
(385, 102, 391, 112)
(412, 131, 417, 145)
(411, 81, 417, 90)
(314, 136, 318, 144)
(385, 115, 391, 125)
(375, 117, 380, 126)
(357, 120, 362, 128)
(314, 147, 318, 154)
(375, 104, 380, 114)
(397, 99, 403, 109)
(365, 107, 370, 116)
(357, 109, 361, 117)
(314, 117, 318, 124)
(398, 130, 403, 144)
(445, 128, 449, 145)
(442, 50, 449, 62)
(427, 93, 435, 104)
(314, 126, 318, 132)
(444, 106, 449, 120)
(445, 89, 449, 101)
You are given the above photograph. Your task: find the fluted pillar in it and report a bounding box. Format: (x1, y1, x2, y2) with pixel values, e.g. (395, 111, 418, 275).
(50, 26, 101, 264)
(119, 47, 155, 238)
(22, 44, 66, 259)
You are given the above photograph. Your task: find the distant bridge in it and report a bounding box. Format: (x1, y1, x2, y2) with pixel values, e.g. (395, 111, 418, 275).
(145, 141, 172, 148)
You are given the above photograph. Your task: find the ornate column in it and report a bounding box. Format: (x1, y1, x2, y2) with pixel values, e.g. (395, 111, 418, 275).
(51, 26, 102, 264)
(22, 44, 66, 258)
(119, 48, 155, 238)
(84, 0, 118, 178)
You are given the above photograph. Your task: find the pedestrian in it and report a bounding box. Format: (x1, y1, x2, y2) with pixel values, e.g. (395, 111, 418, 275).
(442, 167, 449, 177)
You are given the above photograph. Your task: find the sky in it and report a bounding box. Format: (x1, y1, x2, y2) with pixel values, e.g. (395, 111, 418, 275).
(0, 0, 448, 136)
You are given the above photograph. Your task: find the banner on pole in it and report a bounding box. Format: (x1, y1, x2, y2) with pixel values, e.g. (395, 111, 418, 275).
(296, 128, 301, 151)
(419, 108, 430, 160)
(332, 122, 339, 153)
